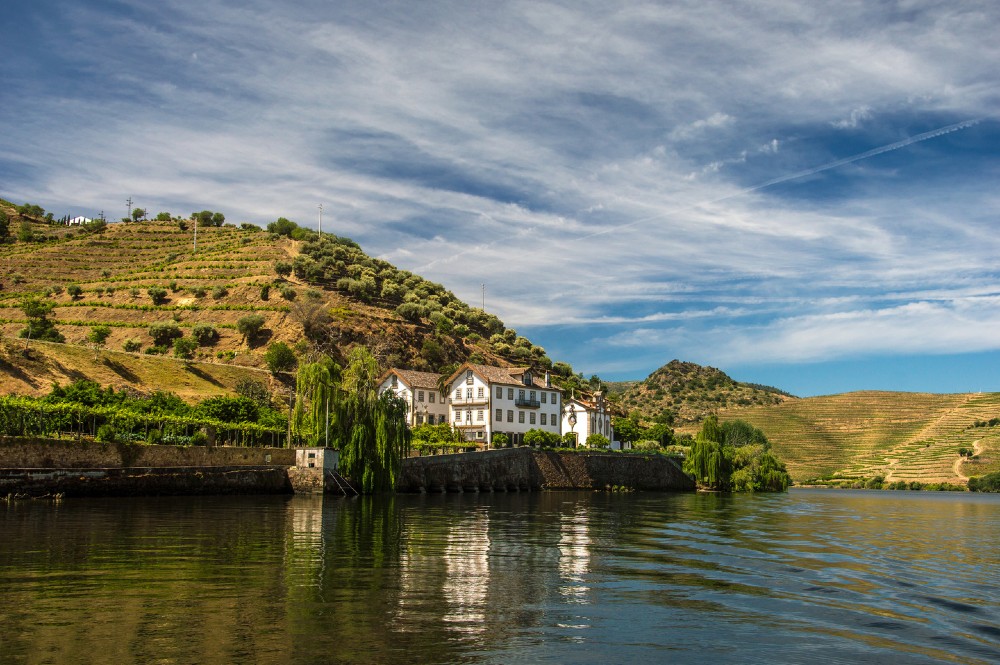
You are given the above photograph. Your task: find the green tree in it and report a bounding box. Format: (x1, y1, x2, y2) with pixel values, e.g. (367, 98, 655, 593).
(236, 314, 266, 344)
(612, 416, 642, 445)
(87, 325, 112, 358)
(191, 323, 218, 345)
(586, 433, 611, 449)
(332, 346, 410, 493)
(264, 341, 297, 374)
(131, 208, 146, 222)
(18, 221, 34, 242)
(66, 284, 83, 299)
(267, 217, 298, 237)
(155, 212, 172, 221)
(147, 287, 168, 305)
(18, 298, 64, 342)
(293, 356, 340, 447)
(148, 321, 182, 346)
(211, 212, 225, 227)
(173, 336, 198, 359)
(274, 260, 293, 277)
(0, 210, 9, 240)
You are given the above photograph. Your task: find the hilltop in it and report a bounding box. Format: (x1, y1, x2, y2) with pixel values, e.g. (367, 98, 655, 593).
(613, 359, 794, 425)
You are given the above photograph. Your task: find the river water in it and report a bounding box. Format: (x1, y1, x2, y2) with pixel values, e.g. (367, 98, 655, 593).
(1, 489, 998, 664)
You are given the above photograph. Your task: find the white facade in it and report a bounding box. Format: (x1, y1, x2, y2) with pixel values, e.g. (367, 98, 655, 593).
(561, 392, 614, 447)
(445, 364, 562, 447)
(67, 216, 92, 225)
(377, 369, 449, 427)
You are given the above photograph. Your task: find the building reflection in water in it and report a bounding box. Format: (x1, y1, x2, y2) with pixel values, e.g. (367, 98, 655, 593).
(558, 505, 591, 603)
(442, 510, 490, 634)
(284, 495, 328, 591)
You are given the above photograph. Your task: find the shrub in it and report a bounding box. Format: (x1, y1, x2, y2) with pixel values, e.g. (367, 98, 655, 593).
(274, 260, 293, 277)
(190, 431, 209, 446)
(211, 285, 228, 300)
(586, 433, 611, 449)
(95, 424, 117, 443)
(260, 284, 270, 300)
(191, 323, 218, 346)
(236, 314, 266, 343)
(173, 336, 198, 359)
(67, 284, 83, 299)
(524, 429, 561, 448)
(147, 287, 168, 305)
(148, 321, 182, 346)
(129, 287, 139, 298)
(169, 280, 180, 292)
(191, 286, 206, 298)
(123, 338, 142, 353)
(264, 342, 297, 374)
(279, 285, 296, 300)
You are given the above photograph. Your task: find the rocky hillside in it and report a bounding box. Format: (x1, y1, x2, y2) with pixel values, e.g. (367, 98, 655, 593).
(614, 359, 794, 425)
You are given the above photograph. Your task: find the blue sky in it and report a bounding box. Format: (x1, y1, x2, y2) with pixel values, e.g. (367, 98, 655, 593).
(3, 0, 1000, 396)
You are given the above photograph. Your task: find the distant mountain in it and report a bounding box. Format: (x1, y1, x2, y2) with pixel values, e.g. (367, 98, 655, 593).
(614, 359, 794, 425)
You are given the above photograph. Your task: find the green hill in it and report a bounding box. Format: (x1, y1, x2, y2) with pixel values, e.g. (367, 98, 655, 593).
(696, 391, 1000, 485)
(0, 201, 564, 399)
(615, 359, 794, 426)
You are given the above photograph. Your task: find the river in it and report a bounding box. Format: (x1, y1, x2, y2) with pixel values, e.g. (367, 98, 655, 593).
(1, 489, 998, 664)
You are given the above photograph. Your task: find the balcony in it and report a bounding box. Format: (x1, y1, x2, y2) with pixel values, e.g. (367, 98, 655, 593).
(515, 397, 541, 409)
(451, 397, 489, 406)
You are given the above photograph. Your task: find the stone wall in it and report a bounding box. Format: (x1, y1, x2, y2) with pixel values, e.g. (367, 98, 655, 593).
(398, 448, 694, 493)
(0, 467, 291, 497)
(0, 437, 295, 469)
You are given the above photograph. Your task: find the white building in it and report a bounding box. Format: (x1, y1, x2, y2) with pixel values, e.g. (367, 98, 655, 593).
(561, 391, 615, 448)
(444, 363, 562, 447)
(67, 216, 92, 225)
(377, 369, 449, 427)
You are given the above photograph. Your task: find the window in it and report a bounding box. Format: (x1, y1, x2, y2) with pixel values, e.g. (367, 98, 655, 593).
(477, 409, 484, 422)
(529, 413, 536, 425)
(541, 392, 547, 404)
(466, 387, 473, 399)
(454, 410, 461, 422)
(518, 389, 525, 400)
(429, 392, 435, 403)
(466, 370, 474, 384)
(518, 411, 525, 423)
(508, 388, 514, 400)
(477, 387, 484, 399)
(465, 410, 472, 422)
(530, 390, 536, 401)
(496, 386, 502, 398)
(507, 410, 514, 422)
(455, 388, 461, 400)
(476, 431, 484, 439)
(541, 413, 547, 426)
(391, 376, 398, 388)
(496, 408, 502, 421)
(417, 390, 424, 402)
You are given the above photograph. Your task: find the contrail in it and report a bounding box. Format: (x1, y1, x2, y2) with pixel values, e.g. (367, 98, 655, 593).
(577, 117, 984, 241)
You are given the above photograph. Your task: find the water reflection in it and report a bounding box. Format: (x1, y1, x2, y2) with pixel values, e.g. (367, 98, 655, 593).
(0, 490, 998, 664)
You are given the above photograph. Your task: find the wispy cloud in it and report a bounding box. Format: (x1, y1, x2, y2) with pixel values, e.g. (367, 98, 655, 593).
(2, 0, 1000, 389)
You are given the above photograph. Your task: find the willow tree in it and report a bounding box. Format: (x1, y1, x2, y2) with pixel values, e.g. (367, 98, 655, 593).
(684, 414, 730, 490)
(684, 415, 790, 492)
(332, 346, 410, 494)
(293, 356, 341, 447)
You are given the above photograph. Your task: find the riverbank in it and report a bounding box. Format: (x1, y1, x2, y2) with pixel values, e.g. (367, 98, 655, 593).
(0, 438, 694, 497)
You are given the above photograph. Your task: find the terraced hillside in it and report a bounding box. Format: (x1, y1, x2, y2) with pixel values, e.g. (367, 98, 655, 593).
(0, 206, 552, 399)
(700, 391, 1000, 485)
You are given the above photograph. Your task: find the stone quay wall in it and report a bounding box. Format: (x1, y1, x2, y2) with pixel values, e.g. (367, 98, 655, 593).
(398, 448, 695, 493)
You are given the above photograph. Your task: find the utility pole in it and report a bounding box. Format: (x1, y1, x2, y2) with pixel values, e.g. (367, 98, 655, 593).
(317, 203, 323, 237)
(481, 283, 486, 311)
(126, 197, 132, 222)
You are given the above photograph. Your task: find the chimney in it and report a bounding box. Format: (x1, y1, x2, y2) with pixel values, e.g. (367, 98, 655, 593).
(545, 371, 551, 388)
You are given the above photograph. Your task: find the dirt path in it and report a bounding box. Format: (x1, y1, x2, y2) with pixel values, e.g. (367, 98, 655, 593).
(953, 438, 983, 482)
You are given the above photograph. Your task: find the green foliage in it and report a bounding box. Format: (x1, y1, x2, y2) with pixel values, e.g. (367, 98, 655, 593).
(274, 260, 293, 277)
(235, 378, 272, 408)
(131, 208, 146, 222)
(87, 325, 112, 345)
(0, 210, 8, 240)
(524, 428, 561, 448)
(267, 217, 298, 237)
(147, 287, 168, 305)
(333, 347, 411, 493)
(293, 357, 340, 447)
(96, 423, 118, 443)
(148, 320, 182, 346)
(173, 336, 198, 358)
(586, 433, 611, 449)
(236, 314, 266, 343)
(260, 284, 270, 300)
(195, 395, 260, 423)
(264, 341, 297, 374)
(279, 285, 296, 300)
(191, 323, 218, 345)
(67, 283, 83, 299)
(968, 472, 1000, 492)
(492, 432, 510, 447)
(211, 285, 228, 299)
(155, 212, 172, 221)
(684, 415, 791, 492)
(17, 221, 34, 242)
(561, 432, 577, 447)
(177, 220, 188, 231)
(191, 210, 224, 227)
(18, 298, 64, 342)
(122, 338, 142, 352)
